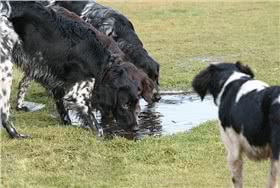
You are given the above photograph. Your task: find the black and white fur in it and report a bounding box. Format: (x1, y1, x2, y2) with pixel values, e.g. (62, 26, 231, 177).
(0, 1, 28, 138)
(192, 62, 280, 188)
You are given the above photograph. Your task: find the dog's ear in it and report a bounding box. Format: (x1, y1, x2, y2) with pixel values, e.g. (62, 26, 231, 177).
(192, 65, 215, 100)
(142, 77, 154, 104)
(235, 61, 254, 78)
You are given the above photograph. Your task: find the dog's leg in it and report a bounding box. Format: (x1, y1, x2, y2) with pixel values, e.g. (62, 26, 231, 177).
(70, 101, 103, 136)
(55, 98, 71, 125)
(53, 89, 71, 125)
(0, 60, 29, 138)
(63, 80, 103, 136)
(267, 108, 280, 188)
(219, 125, 243, 188)
(16, 74, 32, 111)
(267, 159, 279, 188)
(267, 120, 280, 188)
(101, 111, 114, 128)
(88, 106, 103, 137)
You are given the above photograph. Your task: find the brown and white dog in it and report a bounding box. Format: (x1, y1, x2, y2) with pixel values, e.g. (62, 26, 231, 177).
(192, 62, 279, 188)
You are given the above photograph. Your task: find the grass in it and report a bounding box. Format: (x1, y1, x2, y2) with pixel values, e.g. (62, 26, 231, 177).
(1, 123, 269, 188)
(1, 0, 279, 187)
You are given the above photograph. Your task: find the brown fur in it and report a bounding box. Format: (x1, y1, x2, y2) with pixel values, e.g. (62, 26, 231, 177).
(120, 62, 154, 104)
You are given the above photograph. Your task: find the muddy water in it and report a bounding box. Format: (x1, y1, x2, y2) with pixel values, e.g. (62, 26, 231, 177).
(23, 93, 218, 138)
(104, 93, 218, 139)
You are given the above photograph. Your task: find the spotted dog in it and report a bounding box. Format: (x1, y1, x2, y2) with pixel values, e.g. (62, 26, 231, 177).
(192, 62, 280, 188)
(0, 1, 28, 138)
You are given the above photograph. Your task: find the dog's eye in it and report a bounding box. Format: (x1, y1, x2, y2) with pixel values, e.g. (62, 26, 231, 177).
(122, 104, 129, 110)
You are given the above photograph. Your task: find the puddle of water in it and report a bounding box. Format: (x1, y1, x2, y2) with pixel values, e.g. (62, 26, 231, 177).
(137, 94, 217, 136)
(21, 101, 45, 112)
(22, 93, 218, 139)
(189, 54, 241, 64)
(98, 94, 218, 139)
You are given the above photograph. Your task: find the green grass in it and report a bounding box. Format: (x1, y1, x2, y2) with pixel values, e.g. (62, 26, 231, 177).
(1, 1, 279, 187)
(1, 123, 269, 188)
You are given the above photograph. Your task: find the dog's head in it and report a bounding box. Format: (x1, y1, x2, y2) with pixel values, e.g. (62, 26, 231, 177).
(96, 64, 140, 132)
(192, 61, 254, 101)
(118, 39, 160, 101)
(120, 62, 155, 104)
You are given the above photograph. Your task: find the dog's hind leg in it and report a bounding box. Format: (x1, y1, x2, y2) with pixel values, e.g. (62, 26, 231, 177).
(267, 109, 280, 188)
(267, 159, 279, 188)
(16, 74, 32, 111)
(0, 59, 29, 138)
(219, 125, 243, 188)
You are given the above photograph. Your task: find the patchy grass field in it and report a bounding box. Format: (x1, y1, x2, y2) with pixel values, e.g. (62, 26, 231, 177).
(1, 0, 279, 187)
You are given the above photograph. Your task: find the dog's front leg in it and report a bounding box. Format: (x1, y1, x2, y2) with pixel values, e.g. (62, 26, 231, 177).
(88, 107, 103, 137)
(75, 107, 103, 136)
(267, 159, 279, 188)
(55, 99, 71, 125)
(101, 112, 114, 128)
(53, 90, 71, 125)
(219, 125, 243, 188)
(66, 100, 103, 136)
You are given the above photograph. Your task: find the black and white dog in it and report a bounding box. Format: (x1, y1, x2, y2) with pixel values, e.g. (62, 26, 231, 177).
(192, 62, 279, 188)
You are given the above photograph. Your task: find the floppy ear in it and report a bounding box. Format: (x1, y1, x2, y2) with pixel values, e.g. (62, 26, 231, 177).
(142, 77, 154, 104)
(235, 61, 254, 78)
(192, 65, 214, 100)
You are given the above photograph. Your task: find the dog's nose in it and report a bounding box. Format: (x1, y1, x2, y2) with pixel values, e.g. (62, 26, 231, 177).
(152, 93, 161, 102)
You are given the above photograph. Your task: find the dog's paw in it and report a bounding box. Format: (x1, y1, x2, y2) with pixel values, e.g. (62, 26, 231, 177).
(16, 106, 30, 112)
(96, 128, 104, 137)
(15, 133, 30, 139)
(11, 132, 31, 139)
